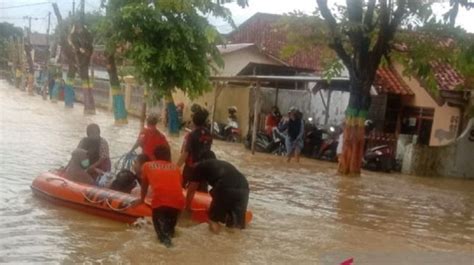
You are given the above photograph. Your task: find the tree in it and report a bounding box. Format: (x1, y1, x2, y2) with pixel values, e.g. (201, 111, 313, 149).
(53, 4, 99, 113)
(99, 0, 129, 124)
(53, 3, 78, 104)
(286, 0, 472, 176)
(0, 22, 22, 70)
(100, 0, 235, 132)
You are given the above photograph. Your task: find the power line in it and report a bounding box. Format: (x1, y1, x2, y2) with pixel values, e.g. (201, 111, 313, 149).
(0, 2, 52, 10)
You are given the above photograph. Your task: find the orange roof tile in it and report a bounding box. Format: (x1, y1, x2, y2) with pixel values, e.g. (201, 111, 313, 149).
(431, 61, 464, 90)
(374, 67, 414, 96)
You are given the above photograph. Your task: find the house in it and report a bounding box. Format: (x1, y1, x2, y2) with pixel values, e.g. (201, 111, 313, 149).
(172, 42, 315, 136)
(224, 12, 470, 149)
(29, 33, 49, 65)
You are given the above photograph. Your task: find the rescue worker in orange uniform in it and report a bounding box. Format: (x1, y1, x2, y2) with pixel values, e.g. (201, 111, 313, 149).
(130, 114, 169, 160)
(140, 145, 185, 247)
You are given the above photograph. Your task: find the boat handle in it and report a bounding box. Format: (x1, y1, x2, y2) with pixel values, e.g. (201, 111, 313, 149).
(81, 191, 107, 204)
(105, 199, 136, 212)
(45, 177, 68, 187)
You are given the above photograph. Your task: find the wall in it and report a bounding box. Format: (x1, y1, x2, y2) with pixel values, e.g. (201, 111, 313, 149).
(394, 64, 461, 146)
(259, 87, 312, 118)
(402, 119, 474, 178)
(216, 46, 281, 76)
(172, 85, 251, 136)
(309, 89, 349, 126)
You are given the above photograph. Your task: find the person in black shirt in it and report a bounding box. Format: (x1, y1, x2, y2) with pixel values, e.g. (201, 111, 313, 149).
(177, 109, 213, 192)
(185, 151, 249, 234)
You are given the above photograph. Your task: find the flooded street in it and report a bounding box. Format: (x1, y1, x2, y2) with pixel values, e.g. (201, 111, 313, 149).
(0, 80, 473, 264)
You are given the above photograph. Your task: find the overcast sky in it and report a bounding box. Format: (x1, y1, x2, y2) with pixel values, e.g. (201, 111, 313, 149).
(1, 0, 473, 34)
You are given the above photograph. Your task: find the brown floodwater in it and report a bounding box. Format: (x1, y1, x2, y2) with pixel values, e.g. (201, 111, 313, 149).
(0, 80, 473, 264)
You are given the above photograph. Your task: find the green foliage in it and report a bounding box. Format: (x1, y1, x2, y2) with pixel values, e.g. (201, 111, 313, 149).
(0, 23, 23, 69)
(283, 1, 472, 97)
(394, 23, 474, 94)
(100, 0, 233, 100)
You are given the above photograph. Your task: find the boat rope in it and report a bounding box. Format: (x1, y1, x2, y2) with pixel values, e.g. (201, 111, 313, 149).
(105, 199, 135, 212)
(81, 191, 107, 204)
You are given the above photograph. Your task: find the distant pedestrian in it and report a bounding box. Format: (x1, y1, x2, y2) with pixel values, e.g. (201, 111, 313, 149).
(279, 107, 304, 163)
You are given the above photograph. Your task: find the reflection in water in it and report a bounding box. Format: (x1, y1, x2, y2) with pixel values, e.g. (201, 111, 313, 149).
(0, 80, 473, 264)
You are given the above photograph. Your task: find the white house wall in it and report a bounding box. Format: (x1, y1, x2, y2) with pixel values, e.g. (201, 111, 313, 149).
(309, 89, 349, 126)
(217, 47, 282, 76)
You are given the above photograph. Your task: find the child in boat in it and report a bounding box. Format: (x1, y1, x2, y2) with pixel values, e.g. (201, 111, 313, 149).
(109, 170, 138, 193)
(65, 148, 94, 185)
(140, 145, 185, 247)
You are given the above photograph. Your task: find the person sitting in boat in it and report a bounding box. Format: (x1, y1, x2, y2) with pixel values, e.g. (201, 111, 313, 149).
(77, 123, 111, 176)
(97, 154, 150, 193)
(140, 145, 185, 248)
(65, 148, 94, 185)
(129, 114, 169, 161)
(109, 169, 138, 194)
(185, 150, 249, 234)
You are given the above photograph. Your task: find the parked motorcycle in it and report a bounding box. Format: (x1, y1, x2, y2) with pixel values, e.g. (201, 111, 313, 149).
(244, 129, 286, 156)
(302, 117, 324, 158)
(362, 145, 394, 172)
(316, 126, 339, 162)
(213, 121, 241, 142)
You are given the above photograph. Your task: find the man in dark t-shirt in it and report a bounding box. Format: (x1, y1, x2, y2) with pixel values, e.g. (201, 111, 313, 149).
(177, 109, 212, 192)
(185, 151, 249, 234)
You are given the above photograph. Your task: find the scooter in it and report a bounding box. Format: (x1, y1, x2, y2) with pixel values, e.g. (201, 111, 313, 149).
(362, 145, 394, 172)
(244, 129, 286, 156)
(302, 117, 324, 158)
(316, 126, 339, 162)
(213, 121, 241, 142)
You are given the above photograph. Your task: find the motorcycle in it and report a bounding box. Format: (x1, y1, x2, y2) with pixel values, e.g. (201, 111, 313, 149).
(316, 126, 339, 162)
(213, 121, 241, 142)
(362, 145, 395, 172)
(302, 117, 324, 158)
(244, 129, 286, 156)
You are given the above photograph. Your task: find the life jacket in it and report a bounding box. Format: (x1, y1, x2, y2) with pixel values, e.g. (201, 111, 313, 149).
(141, 161, 185, 209)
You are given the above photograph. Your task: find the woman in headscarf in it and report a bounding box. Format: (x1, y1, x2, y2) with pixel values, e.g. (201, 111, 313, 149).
(77, 123, 111, 175)
(65, 148, 94, 185)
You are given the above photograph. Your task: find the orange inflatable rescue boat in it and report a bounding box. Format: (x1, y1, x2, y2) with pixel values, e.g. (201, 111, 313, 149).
(31, 172, 253, 224)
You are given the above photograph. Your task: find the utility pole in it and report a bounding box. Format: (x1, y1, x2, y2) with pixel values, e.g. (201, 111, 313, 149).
(80, 0, 85, 23)
(72, 0, 75, 16)
(43, 12, 51, 100)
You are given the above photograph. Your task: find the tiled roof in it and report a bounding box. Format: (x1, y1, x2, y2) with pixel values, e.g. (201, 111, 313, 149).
(217, 43, 255, 54)
(374, 67, 414, 96)
(227, 13, 320, 72)
(431, 61, 464, 90)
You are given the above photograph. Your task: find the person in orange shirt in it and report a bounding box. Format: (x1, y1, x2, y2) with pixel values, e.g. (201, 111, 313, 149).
(140, 145, 185, 247)
(130, 114, 169, 160)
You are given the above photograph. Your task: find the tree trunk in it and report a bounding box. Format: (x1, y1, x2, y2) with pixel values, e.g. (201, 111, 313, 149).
(106, 52, 128, 124)
(70, 24, 95, 114)
(64, 63, 76, 107)
(24, 40, 34, 95)
(338, 82, 371, 176)
(165, 91, 180, 135)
